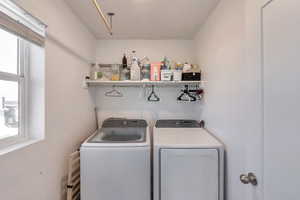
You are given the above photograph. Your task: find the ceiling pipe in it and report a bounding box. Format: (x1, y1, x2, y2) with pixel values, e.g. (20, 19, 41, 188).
(91, 0, 113, 35)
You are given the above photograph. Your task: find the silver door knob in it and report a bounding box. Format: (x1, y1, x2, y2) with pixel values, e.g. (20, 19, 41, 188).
(240, 173, 258, 186)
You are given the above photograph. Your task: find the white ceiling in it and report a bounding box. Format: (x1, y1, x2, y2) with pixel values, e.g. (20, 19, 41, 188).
(65, 0, 220, 40)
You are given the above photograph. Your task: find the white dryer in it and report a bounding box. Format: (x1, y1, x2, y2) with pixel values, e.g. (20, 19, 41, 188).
(153, 120, 224, 200)
(81, 118, 151, 200)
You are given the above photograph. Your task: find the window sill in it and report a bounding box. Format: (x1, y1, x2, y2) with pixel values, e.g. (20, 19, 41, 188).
(0, 138, 44, 156)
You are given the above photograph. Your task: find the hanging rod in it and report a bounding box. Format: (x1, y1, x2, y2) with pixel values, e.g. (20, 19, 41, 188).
(91, 0, 113, 35)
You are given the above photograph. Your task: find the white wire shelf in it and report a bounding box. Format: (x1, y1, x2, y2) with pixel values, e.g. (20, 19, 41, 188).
(86, 80, 205, 87)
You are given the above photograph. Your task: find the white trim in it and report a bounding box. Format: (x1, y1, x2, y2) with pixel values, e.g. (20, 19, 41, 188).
(260, 1, 275, 198)
(0, 37, 28, 150)
(0, 1, 46, 46)
(18, 39, 29, 141)
(0, 72, 20, 81)
(0, 134, 26, 150)
(0, 138, 43, 156)
(0, 0, 46, 36)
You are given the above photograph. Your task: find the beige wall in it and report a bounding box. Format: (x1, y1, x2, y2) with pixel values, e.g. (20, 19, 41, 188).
(96, 39, 197, 64)
(0, 0, 97, 199)
(194, 0, 248, 199)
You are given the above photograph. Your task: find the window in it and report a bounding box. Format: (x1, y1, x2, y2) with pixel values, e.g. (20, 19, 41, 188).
(0, 0, 46, 153)
(0, 28, 27, 147)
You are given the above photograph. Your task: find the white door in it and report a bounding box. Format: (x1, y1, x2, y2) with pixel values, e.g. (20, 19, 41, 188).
(262, 0, 300, 199)
(160, 149, 219, 200)
(245, 0, 300, 199)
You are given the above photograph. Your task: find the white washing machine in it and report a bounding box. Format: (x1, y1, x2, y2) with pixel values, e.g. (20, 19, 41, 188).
(80, 118, 151, 200)
(153, 120, 224, 200)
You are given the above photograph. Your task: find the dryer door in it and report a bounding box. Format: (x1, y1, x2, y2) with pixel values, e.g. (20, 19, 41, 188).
(160, 149, 219, 200)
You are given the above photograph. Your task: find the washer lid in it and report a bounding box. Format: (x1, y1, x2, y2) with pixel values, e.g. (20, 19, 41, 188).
(102, 118, 148, 128)
(88, 128, 146, 143)
(153, 128, 223, 148)
(155, 120, 200, 128)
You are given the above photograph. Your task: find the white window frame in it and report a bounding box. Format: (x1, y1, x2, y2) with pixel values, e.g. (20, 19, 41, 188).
(0, 35, 29, 149)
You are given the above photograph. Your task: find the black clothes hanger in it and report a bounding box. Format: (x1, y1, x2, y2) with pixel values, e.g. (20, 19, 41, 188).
(177, 85, 197, 102)
(148, 85, 160, 102)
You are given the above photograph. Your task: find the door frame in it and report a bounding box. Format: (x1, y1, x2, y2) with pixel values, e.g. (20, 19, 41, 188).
(244, 0, 277, 200)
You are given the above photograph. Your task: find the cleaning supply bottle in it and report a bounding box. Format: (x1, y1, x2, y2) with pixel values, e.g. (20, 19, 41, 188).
(128, 50, 136, 67)
(130, 57, 141, 81)
(90, 63, 97, 80)
(122, 54, 127, 69)
(90, 63, 101, 80)
(121, 54, 130, 80)
(142, 58, 151, 81)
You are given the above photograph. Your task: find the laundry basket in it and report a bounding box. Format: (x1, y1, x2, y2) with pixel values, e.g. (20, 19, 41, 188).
(66, 151, 80, 200)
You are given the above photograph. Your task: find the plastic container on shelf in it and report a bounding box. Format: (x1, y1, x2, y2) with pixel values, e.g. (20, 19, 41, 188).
(130, 58, 141, 81)
(90, 63, 102, 80)
(111, 64, 120, 81)
(121, 67, 130, 81)
(161, 70, 173, 81)
(99, 64, 112, 81)
(150, 63, 161, 81)
(142, 64, 151, 81)
(173, 70, 182, 81)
